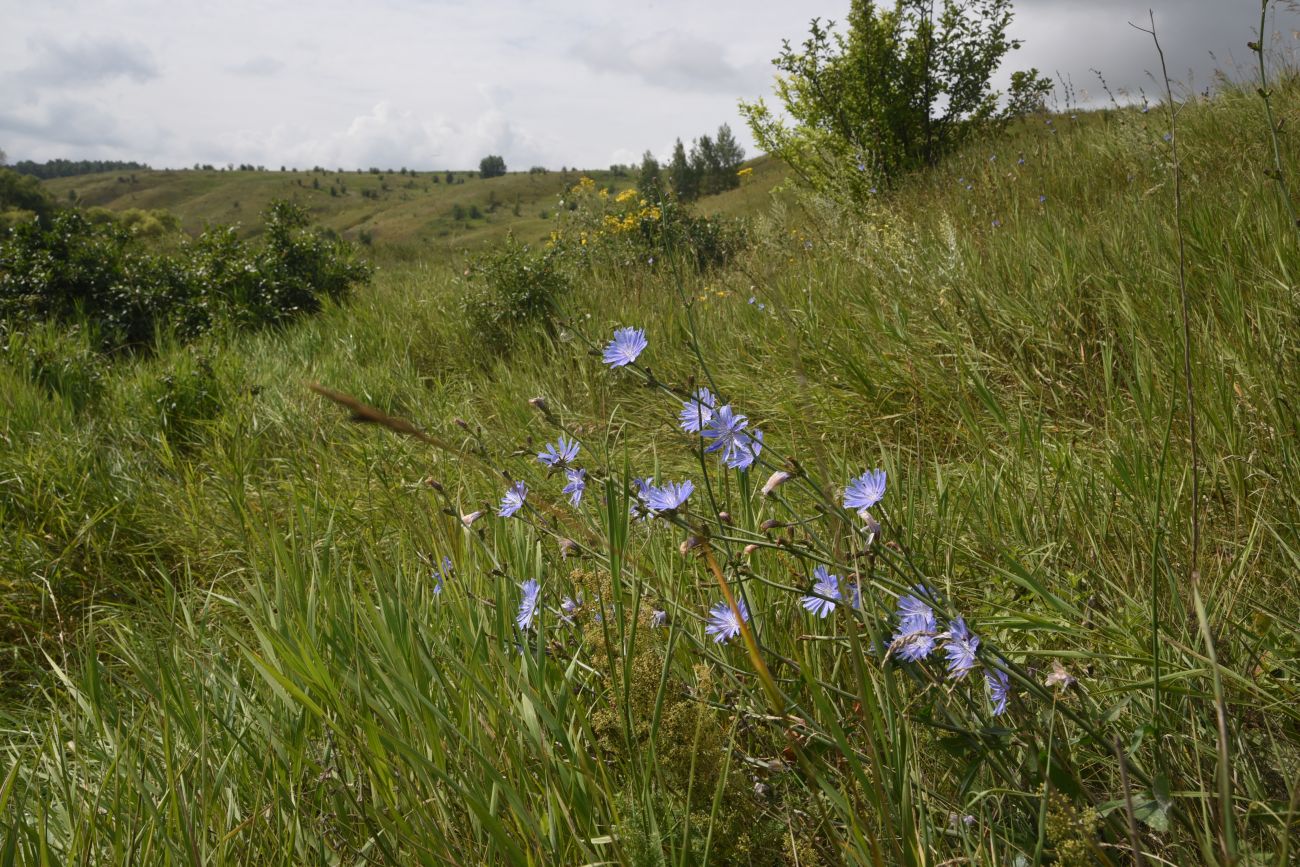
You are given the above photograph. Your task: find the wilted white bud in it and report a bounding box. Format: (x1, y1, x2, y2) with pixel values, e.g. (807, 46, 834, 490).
(558, 538, 579, 558)
(717, 511, 733, 524)
(1044, 660, 1076, 690)
(743, 544, 759, 557)
(679, 536, 702, 556)
(453, 417, 470, 430)
(424, 477, 444, 492)
(761, 470, 792, 496)
(528, 396, 549, 412)
(460, 510, 485, 527)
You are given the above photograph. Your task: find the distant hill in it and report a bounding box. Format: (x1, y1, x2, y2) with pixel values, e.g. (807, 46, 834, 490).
(40, 157, 787, 255)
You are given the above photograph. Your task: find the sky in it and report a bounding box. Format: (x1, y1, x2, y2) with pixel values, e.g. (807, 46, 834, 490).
(2, 0, 1297, 171)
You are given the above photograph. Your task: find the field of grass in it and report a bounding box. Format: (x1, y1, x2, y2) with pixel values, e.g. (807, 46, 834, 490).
(38, 157, 787, 259)
(1, 81, 1299, 865)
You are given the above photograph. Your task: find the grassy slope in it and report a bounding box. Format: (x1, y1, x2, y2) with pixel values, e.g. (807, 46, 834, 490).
(1, 87, 1299, 864)
(39, 157, 786, 256)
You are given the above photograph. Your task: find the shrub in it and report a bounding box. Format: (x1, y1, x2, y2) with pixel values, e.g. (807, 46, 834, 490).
(460, 235, 567, 355)
(740, 0, 1050, 194)
(0, 201, 371, 354)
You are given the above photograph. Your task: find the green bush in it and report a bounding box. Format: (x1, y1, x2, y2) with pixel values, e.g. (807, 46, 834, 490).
(740, 0, 1051, 194)
(460, 235, 568, 355)
(0, 201, 372, 354)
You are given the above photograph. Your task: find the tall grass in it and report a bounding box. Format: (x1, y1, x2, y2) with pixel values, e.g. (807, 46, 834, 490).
(0, 79, 1298, 864)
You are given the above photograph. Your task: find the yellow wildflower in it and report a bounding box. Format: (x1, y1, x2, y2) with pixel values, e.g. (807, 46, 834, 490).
(737, 167, 753, 178)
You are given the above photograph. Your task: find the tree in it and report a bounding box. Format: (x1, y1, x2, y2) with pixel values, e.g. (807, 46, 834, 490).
(668, 138, 697, 202)
(636, 150, 663, 201)
(741, 0, 1034, 192)
(479, 155, 507, 178)
(714, 124, 747, 180)
(0, 168, 56, 222)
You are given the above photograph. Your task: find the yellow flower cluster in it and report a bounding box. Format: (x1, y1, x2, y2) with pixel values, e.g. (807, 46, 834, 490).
(737, 167, 754, 178)
(600, 205, 662, 234)
(615, 188, 638, 204)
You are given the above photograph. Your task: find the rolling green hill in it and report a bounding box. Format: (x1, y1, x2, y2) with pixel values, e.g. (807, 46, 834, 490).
(5, 83, 1300, 864)
(40, 156, 788, 255)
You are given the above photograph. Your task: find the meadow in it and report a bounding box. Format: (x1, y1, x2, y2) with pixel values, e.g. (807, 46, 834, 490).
(37, 157, 786, 256)
(0, 80, 1298, 865)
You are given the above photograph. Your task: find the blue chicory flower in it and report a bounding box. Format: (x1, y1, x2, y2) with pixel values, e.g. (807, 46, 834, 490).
(431, 555, 453, 595)
(943, 617, 981, 679)
(844, 469, 887, 514)
(800, 565, 841, 619)
(723, 429, 763, 470)
(562, 467, 586, 506)
(679, 388, 717, 434)
(538, 435, 579, 468)
(892, 589, 938, 662)
(517, 579, 541, 630)
(986, 664, 1010, 715)
(705, 598, 749, 643)
(498, 481, 527, 518)
(645, 480, 694, 514)
(603, 326, 647, 367)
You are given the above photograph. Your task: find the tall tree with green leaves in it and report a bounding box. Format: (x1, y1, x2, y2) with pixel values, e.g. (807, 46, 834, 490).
(668, 138, 697, 202)
(741, 0, 1049, 194)
(636, 150, 663, 200)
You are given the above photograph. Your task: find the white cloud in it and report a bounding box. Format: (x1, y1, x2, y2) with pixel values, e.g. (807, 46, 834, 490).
(573, 28, 768, 94)
(212, 101, 554, 171)
(226, 55, 284, 77)
(15, 34, 160, 88)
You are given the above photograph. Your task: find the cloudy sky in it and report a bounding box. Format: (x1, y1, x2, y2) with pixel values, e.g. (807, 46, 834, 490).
(2, 0, 1296, 170)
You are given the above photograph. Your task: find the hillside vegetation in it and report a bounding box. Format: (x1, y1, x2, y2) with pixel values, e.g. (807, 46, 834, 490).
(0, 78, 1297, 866)
(38, 157, 787, 256)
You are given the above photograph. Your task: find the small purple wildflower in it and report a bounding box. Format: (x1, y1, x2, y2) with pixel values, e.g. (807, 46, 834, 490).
(705, 598, 749, 643)
(702, 405, 749, 460)
(679, 387, 717, 434)
(723, 429, 763, 470)
(943, 617, 980, 679)
(1038, 194, 1047, 204)
(986, 665, 1011, 715)
(517, 579, 541, 631)
(431, 555, 453, 595)
(844, 580, 863, 610)
(561, 592, 583, 616)
(498, 481, 527, 518)
(892, 589, 938, 662)
(650, 609, 668, 628)
(538, 435, 579, 468)
(800, 565, 841, 619)
(603, 326, 647, 367)
(562, 467, 586, 507)
(645, 480, 694, 514)
(844, 469, 887, 514)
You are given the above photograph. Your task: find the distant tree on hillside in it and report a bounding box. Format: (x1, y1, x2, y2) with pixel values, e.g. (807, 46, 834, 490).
(11, 158, 151, 180)
(1, 148, 9, 166)
(668, 139, 697, 202)
(714, 123, 746, 179)
(445, 170, 455, 185)
(0, 168, 56, 222)
(479, 155, 507, 179)
(637, 150, 663, 200)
